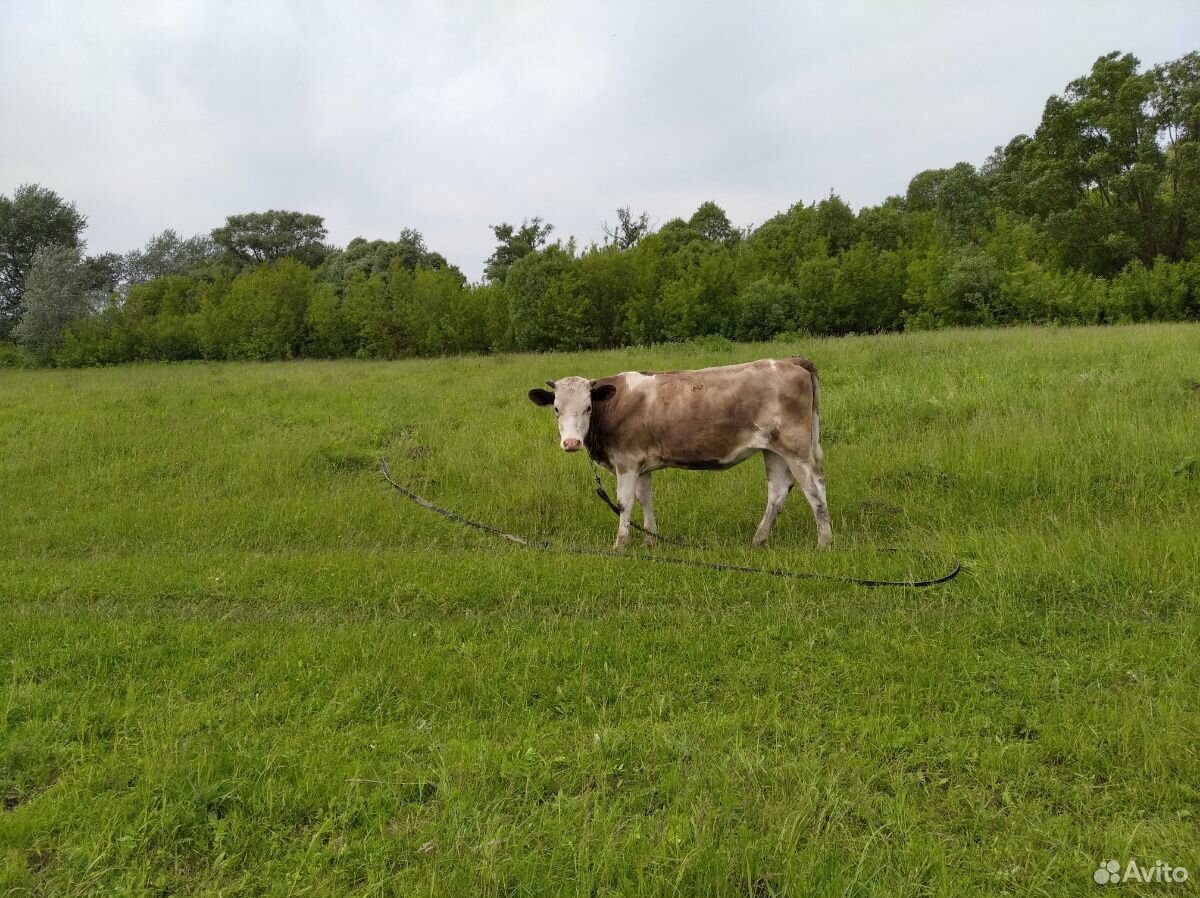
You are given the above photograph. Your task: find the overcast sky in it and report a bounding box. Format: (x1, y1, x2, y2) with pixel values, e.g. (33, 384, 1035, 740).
(2, 1, 1197, 280)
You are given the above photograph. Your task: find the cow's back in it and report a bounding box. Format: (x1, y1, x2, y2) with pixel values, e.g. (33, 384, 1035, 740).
(587, 358, 816, 470)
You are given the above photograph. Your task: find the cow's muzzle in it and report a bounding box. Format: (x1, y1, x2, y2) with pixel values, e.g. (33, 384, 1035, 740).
(562, 438, 582, 452)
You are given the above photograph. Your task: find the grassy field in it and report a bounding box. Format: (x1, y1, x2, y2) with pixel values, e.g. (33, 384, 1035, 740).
(1, 323, 1198, 897)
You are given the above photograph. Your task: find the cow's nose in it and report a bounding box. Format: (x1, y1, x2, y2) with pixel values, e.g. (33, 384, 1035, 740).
(562, 438, 582, 452)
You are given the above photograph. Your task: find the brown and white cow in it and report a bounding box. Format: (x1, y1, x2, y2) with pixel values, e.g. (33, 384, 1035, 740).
(528, 357, 831, 550)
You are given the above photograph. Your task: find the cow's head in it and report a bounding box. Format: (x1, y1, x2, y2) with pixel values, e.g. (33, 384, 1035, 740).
(528, 376, 616, 452)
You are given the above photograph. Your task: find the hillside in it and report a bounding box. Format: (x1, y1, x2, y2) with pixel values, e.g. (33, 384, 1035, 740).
(2, 324, 1198, 896)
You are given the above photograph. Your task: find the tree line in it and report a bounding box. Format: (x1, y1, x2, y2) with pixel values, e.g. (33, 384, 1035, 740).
(2, 51, 1197, 368)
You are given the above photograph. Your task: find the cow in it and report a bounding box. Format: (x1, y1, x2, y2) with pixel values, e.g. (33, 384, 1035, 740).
(528, 357, 831, 551)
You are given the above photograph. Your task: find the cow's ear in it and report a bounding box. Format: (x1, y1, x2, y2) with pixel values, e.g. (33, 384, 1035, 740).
(545, 380, 556, 389)
(591, 383, 617, 402)
(528, 388, 555, 406)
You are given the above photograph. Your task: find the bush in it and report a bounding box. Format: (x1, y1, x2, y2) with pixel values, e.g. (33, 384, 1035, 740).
(1109, 257, 1199, 322)
(736, 278, 797, 341)
(0, 342, 25, 368)
(304, 283, 355, 358)
(197, 259, 313, 360)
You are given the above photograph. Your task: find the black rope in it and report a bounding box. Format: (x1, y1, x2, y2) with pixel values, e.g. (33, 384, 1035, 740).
(587, 457, 697, 548)
(381, 457, 534, 546)
(382, 457, 962, 589)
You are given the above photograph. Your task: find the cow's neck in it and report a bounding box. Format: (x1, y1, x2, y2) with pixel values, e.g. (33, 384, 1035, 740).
(584, 399, 609, 465)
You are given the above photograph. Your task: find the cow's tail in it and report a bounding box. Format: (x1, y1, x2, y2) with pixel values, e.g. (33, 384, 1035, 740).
(794, 357, 821, 457)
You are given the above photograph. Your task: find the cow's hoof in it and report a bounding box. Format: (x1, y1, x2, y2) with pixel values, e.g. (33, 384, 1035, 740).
(642, 535, 657, 548)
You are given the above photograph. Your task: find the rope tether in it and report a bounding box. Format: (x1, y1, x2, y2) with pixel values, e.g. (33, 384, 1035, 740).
(381, 457, 962, 589)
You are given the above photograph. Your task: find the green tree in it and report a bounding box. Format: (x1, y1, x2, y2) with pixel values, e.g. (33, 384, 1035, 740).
(687, 201, 738, 246)
(741, 214, 798, 282)
(343, 271, 400, 358)
(736, 278, 798, 341)
(114, 274, 208, 360)
(0, 184, 87, 334)
(905, 247, 1003, 328)
(211, 211, 329, 268)
(83, 252, 123, 295)
(577, 246, 636, 347)
(1109, 256, 1200, 321)
(318, 230, 462, 293)
(484, 218, 554, 283)
(658, 241, 738, 340)
(995, 52, 1191, 274)
(856, 196, 912, 252)
(813, 195, 858, 255)
(469, 282, 513, 351)
(407, 266, 474, 355)
(12, 245, 93, 365)
(906, 164, 992, 239)
(828, 242, 907, 334)
(653, 217, 705, 255)
(505, 244, 592, 350)
(602, 207, 652, 249)
(1151, 52, 1200, 259)
(304, 283, 355, 358)
(197, 259, 313, 359)
(791, 253, 839, 334)
(619, 231, 680, 344)
(124, 230, 217, 287)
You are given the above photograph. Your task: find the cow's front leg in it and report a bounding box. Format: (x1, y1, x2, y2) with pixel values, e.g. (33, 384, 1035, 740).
(636, 473, 657, 547)
(613, 469, 640, 551)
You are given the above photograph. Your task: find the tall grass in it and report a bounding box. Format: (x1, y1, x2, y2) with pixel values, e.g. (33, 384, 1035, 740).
(2, 324, 1198, 896)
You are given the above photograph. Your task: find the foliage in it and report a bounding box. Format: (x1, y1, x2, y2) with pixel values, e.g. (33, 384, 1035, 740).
(484, 217, 554, 284)
(602, 206, 652, 249)
(993, 51, 1200, 275)
(506, 242, 593, 351)
(11, 245, 95, 365)
(318, 230, 463, 292)
(123, 229, 218, 287)
(687, 200, 739, 246)
(0, 183, 87, 334)
(211, 210, 330, 268)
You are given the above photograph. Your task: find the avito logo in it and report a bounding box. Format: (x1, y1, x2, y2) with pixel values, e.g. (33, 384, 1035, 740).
(1094, 859, 1189, 885)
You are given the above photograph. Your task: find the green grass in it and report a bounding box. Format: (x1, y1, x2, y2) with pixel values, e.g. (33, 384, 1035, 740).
(2, 323, 1199, 897)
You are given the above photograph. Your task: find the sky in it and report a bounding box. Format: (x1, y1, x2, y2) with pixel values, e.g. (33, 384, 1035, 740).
(2, 1, 1197, 281)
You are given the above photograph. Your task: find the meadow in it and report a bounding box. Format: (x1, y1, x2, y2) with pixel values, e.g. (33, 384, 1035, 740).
(1, 323, 1198, 897)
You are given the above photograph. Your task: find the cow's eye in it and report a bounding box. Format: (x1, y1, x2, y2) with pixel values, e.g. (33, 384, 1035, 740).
(585, 406, 591, 414)
(554, 408, 560, 417)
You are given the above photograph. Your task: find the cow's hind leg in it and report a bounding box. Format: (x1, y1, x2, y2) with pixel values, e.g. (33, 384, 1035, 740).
(636, 473, 657, 547)
(780, 453, 832, 550)
(753, 450, 793, 546)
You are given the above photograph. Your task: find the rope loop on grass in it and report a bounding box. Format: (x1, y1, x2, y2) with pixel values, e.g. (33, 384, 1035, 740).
(381, 457, 962, 589)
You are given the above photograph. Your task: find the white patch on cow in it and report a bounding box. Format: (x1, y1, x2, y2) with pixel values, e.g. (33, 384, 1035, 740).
(551, 375, 593, 451)
(623, 371, 655, 391)
(751, 416, 781, 448)
(720, 446, 761, 467)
